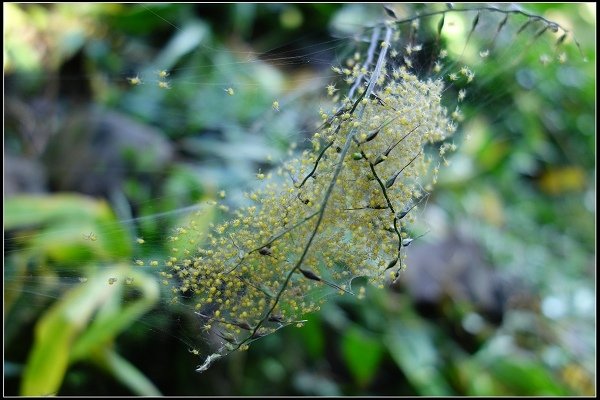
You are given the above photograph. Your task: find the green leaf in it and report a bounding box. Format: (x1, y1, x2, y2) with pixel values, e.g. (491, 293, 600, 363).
(299, 315, 324, 359)
(93, 348, 162, 396)
(5, 194, 109, 229)
(483, 356, 569, 395)
(4, 194, 131, 262)
(20, 312, 74, 396)
(149, 20, 208, 74)
(341, 326, 384, 387)
(70, 268, 160, 362)
(385, 321, 453, 395)
(457, 350, 571, 396)
(20, 265, 159, 396)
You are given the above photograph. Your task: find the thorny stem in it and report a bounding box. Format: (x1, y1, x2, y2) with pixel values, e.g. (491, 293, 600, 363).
(384, 5, 584, 58)
(351, 125, 423, 279)
(386, 150, 423, 189)
(298, 140, 335, 188)
(365, 149, 423, 279)
(366, 159, 403, 267)
(233, 26, 394, 353)
(373, 124, 421, 166)
(388, 6, 568, 36)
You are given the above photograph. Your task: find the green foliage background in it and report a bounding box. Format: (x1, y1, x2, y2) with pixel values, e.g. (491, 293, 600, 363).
(4, 3, 595, 396)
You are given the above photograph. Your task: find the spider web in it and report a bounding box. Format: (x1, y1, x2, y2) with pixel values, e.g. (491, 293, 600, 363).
(4, 3, 589, 392)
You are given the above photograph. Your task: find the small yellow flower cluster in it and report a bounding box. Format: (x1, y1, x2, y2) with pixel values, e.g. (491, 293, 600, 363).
(158, 63, 456, 355)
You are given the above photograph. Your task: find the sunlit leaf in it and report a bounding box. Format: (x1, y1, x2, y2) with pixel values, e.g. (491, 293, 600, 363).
(20, 265, 159, 396)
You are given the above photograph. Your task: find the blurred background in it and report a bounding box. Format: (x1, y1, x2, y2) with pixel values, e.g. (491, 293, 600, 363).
(4, 3, 596, 396)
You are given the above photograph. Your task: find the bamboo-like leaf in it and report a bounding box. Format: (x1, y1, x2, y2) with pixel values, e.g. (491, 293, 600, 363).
(20, 266, 159, 396)
(93, 348, 162, 396)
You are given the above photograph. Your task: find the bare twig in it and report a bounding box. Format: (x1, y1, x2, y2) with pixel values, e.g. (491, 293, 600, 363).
(349, 26, 381, 99)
